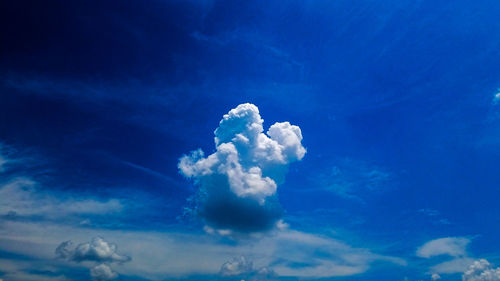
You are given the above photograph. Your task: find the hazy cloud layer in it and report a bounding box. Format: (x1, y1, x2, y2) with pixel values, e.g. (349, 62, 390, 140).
(179, 103, 306, 232)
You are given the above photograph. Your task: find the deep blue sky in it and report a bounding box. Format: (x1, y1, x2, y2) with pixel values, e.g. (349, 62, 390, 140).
(1, 1, 500, 281)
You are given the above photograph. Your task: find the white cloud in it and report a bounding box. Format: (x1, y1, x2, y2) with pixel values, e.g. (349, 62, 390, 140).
(91, 264, 118, 281)
(431, 273, 441, 280)
(219, 256, 276, 280)
(417, 237, 470, 258)
(179, 103, 306, 232)
(417, 237, 475, 276)
(220, 256, 254, 276)
(463, 259, 500, 281)
(0, 221, 404, 280)
(0, 146, 123, 221)
(430, 257, 475, 274)
(55, 237, 130, 280)
(0, 178, 123, 219)
(493, 92, 500, 105)
(56, 237, 131, 263)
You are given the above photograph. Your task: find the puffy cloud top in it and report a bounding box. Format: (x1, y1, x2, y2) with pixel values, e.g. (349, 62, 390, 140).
(179, 103, 306, 232)
(219, 256, 276, 280)
(55, 237, 130, 280)
(432, 273, 441, 280)
(90, 264, 118, 281)
(463, 259, 500, 281)
(72, 237, 131, 263)
(56, 237, 130, 263)
(220, 256, 253, 276)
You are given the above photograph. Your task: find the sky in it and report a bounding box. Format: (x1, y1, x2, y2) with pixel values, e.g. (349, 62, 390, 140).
(1, 0, 500, 280)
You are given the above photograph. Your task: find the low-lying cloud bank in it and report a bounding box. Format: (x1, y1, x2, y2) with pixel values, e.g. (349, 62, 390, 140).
(0, 220, 405, 280)
(179, 103, 306, 233)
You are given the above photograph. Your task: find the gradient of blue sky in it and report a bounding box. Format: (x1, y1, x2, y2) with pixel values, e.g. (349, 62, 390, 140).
(1, 1, 500, 280)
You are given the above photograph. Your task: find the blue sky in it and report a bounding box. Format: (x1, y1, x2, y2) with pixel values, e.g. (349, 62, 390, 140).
(1, 0, 500, 280)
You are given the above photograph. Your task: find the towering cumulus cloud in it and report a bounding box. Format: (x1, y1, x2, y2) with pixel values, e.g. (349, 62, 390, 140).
(179, 103, 306, 233)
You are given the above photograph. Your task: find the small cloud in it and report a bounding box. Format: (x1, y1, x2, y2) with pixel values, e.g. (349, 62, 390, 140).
(56, 237, 131, 263)
(493, 91, 500, 105)
(416, 237, 470, 258)
(431, 273, 441, 280)
(220, 256, 253, 276)
(90, 264, 118, 281)
(79, 219, 92, 226)
(219, 256, 277, 280)
(430, 257, 474, 274)
(55, 237, 130, 280)
(179, 103, 306, 233)
(463, 259, 500, 281)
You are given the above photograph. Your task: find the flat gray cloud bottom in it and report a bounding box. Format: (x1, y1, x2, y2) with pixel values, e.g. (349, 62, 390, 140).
(179, 103, 306, 233)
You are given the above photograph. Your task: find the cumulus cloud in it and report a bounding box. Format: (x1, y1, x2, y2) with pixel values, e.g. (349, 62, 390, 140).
(91, 264, 118, 281)
(56, 237, 131, 263)
(179, 103, 306, 232)
(463, 259, 500, 281)
(219, 256, 276, 280)
(0, 220, 404, 280)
(220, 256, 254, 276)
(55, 240, 74, 259)
(55, 237, 130, 280)
(417, 237, 470, 258)
(432, 273, 441, 280)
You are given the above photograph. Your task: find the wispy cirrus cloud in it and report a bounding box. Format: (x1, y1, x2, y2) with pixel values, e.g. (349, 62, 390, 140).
(416, 237, 470, 258)
(0, 178, 123, 221)
(305, 158, 394, 202)
(416, 237, 472, 276)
